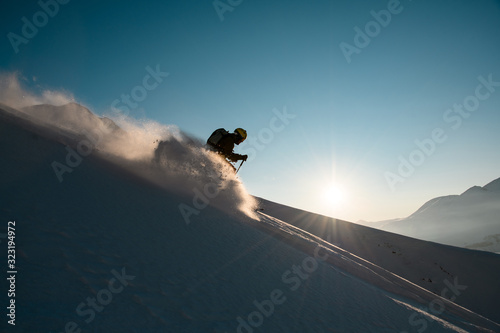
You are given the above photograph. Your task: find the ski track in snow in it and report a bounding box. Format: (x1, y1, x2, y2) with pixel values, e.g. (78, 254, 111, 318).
(1, 102, 499, 332)
(255, 211, 499, 333)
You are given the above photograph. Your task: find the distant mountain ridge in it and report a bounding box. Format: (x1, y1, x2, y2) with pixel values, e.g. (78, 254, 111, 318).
(484, 177, 500, 191)
(368, 177, 500, 252)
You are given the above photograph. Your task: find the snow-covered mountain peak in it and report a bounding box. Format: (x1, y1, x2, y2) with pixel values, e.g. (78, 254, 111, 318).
(408, 194, 458, 218)
(461, 185, 488, 196)
(365, 176, 500, 253)
(484, 177, 500, 192)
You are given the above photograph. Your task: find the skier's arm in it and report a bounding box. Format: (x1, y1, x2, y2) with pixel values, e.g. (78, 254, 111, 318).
(218, 136, 247, 162)
(228, 153, 247, 162)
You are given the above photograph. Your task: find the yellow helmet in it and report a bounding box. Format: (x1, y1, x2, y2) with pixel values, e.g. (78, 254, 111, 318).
(235, 128, 247, 141)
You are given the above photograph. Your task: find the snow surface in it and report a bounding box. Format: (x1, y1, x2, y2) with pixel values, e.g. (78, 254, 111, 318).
(255, 198, 500, 325)
(1, 103, 499, 332)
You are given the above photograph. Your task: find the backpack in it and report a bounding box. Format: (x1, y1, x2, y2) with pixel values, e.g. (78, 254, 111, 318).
(207, 128, 229, 148)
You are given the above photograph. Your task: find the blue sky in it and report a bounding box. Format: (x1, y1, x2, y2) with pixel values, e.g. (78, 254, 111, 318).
(2, 0, 500, 222)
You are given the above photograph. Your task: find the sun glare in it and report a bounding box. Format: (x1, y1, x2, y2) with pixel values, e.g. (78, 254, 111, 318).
(322, 185, 344, 206)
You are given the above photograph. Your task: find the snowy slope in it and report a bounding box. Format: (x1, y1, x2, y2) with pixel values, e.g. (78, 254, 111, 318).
(1, 104, 499, 332)
(256, 198, 500, 325)
(364, 180, 500, 252)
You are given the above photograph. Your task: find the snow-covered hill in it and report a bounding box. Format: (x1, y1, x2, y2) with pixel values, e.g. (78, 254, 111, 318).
(364, 179, 500, 252)
(1, 103, 499, 332)
(256, 198, 500, 324)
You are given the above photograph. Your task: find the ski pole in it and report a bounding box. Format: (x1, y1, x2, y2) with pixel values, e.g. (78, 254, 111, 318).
(235, 160, 244, 174)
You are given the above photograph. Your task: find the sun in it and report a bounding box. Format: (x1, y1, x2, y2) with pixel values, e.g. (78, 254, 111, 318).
(322, 185, 344, 206)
